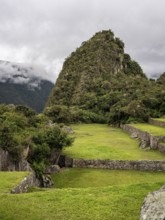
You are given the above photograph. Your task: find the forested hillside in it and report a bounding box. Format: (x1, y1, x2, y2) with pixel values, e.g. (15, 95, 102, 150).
(46, 30, 165, 124)
(0, 61, 54, 112)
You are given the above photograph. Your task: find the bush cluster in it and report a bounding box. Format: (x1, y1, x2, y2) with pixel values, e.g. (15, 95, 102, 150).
(0, 104, 73, 177)
(44, 105, 106, 124)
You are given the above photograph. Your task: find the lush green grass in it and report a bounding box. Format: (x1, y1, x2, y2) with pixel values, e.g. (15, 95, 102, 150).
(1, 123, 165, 219)
(154, 118, 165, 122)
(63, 124, 165, 160)
(131, 123, 165, 136)
(0, 172, 164, 220)
(0, 172, 29, 193)
(52, 168, 165, 188)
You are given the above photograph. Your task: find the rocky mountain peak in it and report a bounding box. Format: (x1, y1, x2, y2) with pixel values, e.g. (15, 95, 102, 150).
(47, 30, 144, 107)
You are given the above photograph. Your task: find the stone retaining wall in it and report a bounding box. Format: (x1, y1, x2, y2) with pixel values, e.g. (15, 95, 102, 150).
(72, 159, 165, 171)
(120, 124, 165, 151)
(158, 143, 165, 154)
(0, 148, 32, 171)
(149, 118, 165, 127)
(120, 124, 150, 146)
(11, 172, 40, 194)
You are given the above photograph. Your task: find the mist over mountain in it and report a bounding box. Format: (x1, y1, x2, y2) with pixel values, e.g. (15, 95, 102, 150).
(0, 60, 54, 112)
(0, 60, 49, 86)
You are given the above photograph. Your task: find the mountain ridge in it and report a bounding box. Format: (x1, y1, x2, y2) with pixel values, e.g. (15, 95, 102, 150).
(46, 30, 165, 124)
(0, 60, 54, 112)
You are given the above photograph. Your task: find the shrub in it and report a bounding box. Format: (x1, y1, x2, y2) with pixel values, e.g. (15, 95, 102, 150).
(44, 105, 71, 123)
(44, 105, 106, 124)
(0, 125, 23, 161)
(28, 125, 74, 177)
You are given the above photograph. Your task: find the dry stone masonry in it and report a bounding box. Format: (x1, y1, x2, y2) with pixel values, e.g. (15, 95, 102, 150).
(72, 159, 165, 171)
(121, 124, 165, 152)
(149, 118, 165, 128)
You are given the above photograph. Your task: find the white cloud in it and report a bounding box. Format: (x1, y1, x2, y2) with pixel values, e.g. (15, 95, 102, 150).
(0, 0, 165, 80)
(0, 60, 51, 88)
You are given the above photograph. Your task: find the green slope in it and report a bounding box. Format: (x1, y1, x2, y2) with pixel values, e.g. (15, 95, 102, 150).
(63, 124, 165, 160)
(0, 172, 164, 220)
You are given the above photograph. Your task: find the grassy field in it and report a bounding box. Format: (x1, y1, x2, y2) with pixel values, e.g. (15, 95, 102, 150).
(131, 123, 165, 136)
(154, 118, 165, 122)
(63, 124, 165, 160)
(0, 171, 165, 220)
(0, 172, 29, 193)
(1, 124, 165, 220)
(52, 168, 165, 188)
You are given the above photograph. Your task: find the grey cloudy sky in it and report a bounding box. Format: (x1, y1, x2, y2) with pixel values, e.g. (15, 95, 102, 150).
(0, 0, 165, 82)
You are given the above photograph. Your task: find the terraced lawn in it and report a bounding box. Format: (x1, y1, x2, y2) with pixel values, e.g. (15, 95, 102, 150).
(0, 172, 29, 193)
(131, 123, 165, 136)
(52, 168, 165, 188)
(63, 124, 165, 160)
(154, 118, 165, 123)
(1, 124, 165, 219)
(0, 171, 165, 220)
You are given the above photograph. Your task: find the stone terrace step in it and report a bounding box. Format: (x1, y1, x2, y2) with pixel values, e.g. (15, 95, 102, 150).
(149, 118, 165, 128)
(121, 124, 165, 153)
(71, 158, 165, 171)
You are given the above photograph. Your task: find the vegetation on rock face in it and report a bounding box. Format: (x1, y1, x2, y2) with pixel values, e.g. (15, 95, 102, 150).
(0, 104, 73, 177)
(157, 72, 165, 85)
(46, 30, 165, 124)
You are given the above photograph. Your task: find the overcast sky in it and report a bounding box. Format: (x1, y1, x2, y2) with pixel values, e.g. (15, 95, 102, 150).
(0, 0, 165, 82)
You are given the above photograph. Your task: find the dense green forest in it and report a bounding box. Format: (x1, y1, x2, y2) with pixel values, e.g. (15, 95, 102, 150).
(0, 104, 73, 178)
(46, 30, 165, 124)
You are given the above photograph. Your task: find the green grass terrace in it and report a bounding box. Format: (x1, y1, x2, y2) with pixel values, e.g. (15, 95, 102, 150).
(131, 123, 165, 136)
(153, 118, 165, 123)
(63, 124, 165, 160)
(1, 171, 165, 220)
(52, 168, 165, 188)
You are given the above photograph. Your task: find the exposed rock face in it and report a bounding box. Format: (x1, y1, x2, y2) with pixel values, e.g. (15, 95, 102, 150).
(0, 148, 32, 171)
(11, 172, 40, 194)
(140, 186, 165, 220)
(44, 165, 60, 174)
(42, 175, 53, 188)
